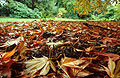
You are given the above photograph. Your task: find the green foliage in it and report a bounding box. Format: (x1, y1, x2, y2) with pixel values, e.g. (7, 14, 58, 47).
(58, 8, 67, 14)
(114, 3, 120, 21)
(0, 1, 41, 18)
(87, 3, 120, 21)
(0, 0, 79, 19)
(98, 3, 120, 21)
(39, 0, 58, 18)
(65, 0, 78, 19)
(56, 0, 78, 19)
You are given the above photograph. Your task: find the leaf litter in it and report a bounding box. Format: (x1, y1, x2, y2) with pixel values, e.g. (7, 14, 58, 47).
(0, 20, 120, 78)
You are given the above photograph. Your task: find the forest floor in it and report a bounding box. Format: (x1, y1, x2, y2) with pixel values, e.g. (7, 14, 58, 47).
(0, 20, 120, 78)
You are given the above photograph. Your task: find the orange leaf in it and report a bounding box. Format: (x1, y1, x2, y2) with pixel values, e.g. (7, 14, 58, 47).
(2, 47, 17, 61)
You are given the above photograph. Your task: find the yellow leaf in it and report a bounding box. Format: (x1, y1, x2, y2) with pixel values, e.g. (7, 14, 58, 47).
(114, 60, 120, 76)
(108, 58, 115, 77)
(24, 56, 56, 76)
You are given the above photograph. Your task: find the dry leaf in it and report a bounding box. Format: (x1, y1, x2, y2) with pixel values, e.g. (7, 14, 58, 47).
(0, 60, 15, 78)
(103, 58, 120, 78)
(0, 36, 24, 47)
(113, 60, 120, 78)
(24, 56, 56, 76)
(98, 53, 120, 61)
(1, 47, 17, 61)
(108, 57, 115, 76)
(61, 57, 86, 68)
(70, 68, 93, 77)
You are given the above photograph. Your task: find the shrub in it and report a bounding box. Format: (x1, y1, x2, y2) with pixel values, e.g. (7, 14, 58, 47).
(114, 3, 120, 21)
(0, 1, 41, 18)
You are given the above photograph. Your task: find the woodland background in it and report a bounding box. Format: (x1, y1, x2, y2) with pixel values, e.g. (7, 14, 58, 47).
(0, 0, 120, 21)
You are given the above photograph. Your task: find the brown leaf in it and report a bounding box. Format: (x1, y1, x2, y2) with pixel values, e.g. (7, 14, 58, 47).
(0, 60, 15, 78)
(98, 53, 120, 61)
(70, 68, 93, 77)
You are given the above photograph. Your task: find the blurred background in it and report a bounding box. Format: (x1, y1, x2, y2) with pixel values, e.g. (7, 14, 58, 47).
(0, 0, 120, 21)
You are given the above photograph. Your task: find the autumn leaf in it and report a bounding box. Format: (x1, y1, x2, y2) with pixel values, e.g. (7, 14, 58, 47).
(98, 53, 120, 61)
(0, 60, 15, 78)
(114, 60, 120, 78)
(61, 57, 87, 68)
(15, 41, 27, 60)
(103, 58, 120, 78)
(108, 57, 115, 76)
(85, 47, 94, 52)
(0, 36, 24, 47)
(70, 68, 93, 77)
(1, 47, 17, 61)
(59, 57, 92, 78)
(23, 56, 56, 76)
(0, 20, 120, 78)
(101, 37, 117, 46)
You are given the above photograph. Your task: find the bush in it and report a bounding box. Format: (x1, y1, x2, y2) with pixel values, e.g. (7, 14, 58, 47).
(114, 3, 120, 21)
(0, 1, 41, 18)
(96, 4, 120, 21)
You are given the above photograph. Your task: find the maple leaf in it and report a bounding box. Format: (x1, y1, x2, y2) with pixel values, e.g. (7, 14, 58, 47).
(23, 56, 56, 76)
(70, 68, 93, 77)
(0, 36, 24, 47)
(60, 57, 91, 77)
(103, 58, 120, 78)
(61, 57, 87, 68)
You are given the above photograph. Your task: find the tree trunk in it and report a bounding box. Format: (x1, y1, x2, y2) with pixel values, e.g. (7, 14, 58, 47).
(32, 0, 34, 10)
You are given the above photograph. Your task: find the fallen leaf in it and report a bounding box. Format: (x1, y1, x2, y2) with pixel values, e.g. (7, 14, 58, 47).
(98, 53, 120, 61)
(0, 36, 24, 47)
(70, 68, 93, 77)
(61, 57, 86, 68)
(1, 47, 17, 61)
(108, 57, 115, 76)
(24, 56, 56, 76)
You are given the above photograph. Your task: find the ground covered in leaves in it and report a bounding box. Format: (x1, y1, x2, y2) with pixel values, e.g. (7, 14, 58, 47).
(0, 20, 120, 78)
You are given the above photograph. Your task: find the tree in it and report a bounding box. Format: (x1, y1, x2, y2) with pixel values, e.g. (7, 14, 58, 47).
(74, 0, 118, 15)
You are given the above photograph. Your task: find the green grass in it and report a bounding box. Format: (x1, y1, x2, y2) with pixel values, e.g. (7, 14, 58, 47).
(0, 17, 40, 22)
(43, 17, 84, 21)
(0, 17, 84, 22)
